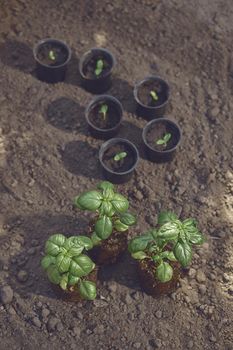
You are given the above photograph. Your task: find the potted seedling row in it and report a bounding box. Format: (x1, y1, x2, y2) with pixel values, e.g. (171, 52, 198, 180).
(128, 211, 205, 297)
(33, 38, 71, 83)
(142, 118, 181, 162)
(74, 181, 137, 265)
(99, 138, 139, 184)
(85, 95, 123, 139)
(134, 76, 170, 119)
(41, 234, 97, 301)
(79, 48, 115, 94)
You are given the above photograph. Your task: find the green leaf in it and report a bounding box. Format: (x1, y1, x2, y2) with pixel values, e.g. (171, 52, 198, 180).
(95, 215, 113, 239)
(99, 201, 114, 216)
(103, 187, 115, 201)
(114, 219, 128, 232)
(91, 232, 102, 246)
(189, 231, 204, 245)
(119, 212, 137, 226)
(114, 152, 127, 161)
(75, 191, 103, 211)
(45, 234, 66, 256)
(156, 262, 173, 282)
(128, 233, 153, 253)
(156, 139, 165, 145)
(131, 251, 148, 260)
(68, 236, 93, 251)
(64, 237, 84, 256)
(167, 251, 177, 261)
(41, 255, 56, 270)
(111, 193, 129, 213)
(68, 274, 80, 286)
(70, 255, 95, 277)
(157, 221, 180, 240)
(158, 212, 178, 226)
(60, 274, 69, 290)
(56, 253, 71, 273)
(47, 265, 62, 285)
(174, 241, 192, 267)
(97, 181, 114, 191)
(183, 218, 197, 227)
(164, 133, 172, 143)
(95, 59, 104, 76)
(79, 280, 97, 300)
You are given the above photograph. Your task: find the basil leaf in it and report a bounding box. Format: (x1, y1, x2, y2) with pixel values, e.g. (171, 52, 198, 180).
(174, 240, 192, 267)
(91, 232, 102, 246)
(45, 234, 66, 256)
(68, 236, 93, 251)
(111, 193, 129, 212)
(119, 212, 137, 226)
(64, 237, 84, 256)
(56, 253, 71, 273)
(189, 231, 205, 245)
(99, 201, 114, 216)
(158, 212, 178, 226)
(41, 255, 56, 270)
(47, 265, 62, 285)
(75, 191, 102, 211)
(157, 221, 179, 240)
(128, 233, 153, 253)
(95, 215, 113, 239)
(156, 261, 173, 282)
(103, 187, 115, 200)
(97, 181, 114, 191)
(131, 251, 148, 260)
(79, 280, 97, 300)
(70, 255, 95, 277)
(114, 219, 128, 232)
(59, 273, 68, 290)
(68, 274, 80, 286)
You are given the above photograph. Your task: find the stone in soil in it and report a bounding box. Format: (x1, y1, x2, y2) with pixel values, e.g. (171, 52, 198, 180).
(0, 285, 14, 304)
(196, 270, 206, 283)
(17, 270, 29, 283)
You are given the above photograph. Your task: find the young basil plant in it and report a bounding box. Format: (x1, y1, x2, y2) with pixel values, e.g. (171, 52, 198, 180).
(74, 181, 137, 245)
(99, 104, 108, 120)
(156, 133, 172, 147)
(128, 211, 204, 283)
(114, 152, 127, 162)
(41, 234, 97, 300)
(49, 50, 56, 61)
(95, 59, 104, 76)
(150, 90, 158, 101)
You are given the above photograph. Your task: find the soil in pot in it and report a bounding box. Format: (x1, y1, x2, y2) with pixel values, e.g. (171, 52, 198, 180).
(51, 266, 98, 302)
(36, 42, 69, 67)
(138, 80, 168, 107)
(138, 259, 180, 297)
(89, 100, 120, 130)
(146, 121, 179, 151)
(102, 142, 136, 173)
(82, 54, 111, 79)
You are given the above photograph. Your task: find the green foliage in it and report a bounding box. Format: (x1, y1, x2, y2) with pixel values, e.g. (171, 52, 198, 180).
(95, 59, 104, 76)
(128, 211, 205, 283)
(74, 181, 136, 245)
(49, 50, 56, 61)
(150, 90, 158, 101)
(156, 133, 172, 147)
(114, 152, 127, 161)
(41, 234, 96, 300)
(99, 104, 108, 120)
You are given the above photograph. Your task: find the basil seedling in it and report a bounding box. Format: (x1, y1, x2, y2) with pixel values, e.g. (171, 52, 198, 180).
(49, 50, 56, 61)
(95, 59, 104, 76)
(150, 90, 158, 101)
(156, 133, 171, 147)
(128, 211, 205, 283)
(99, 104, 108, 120)
(114, 152, 127, 162)
(74, 181, 137, 244)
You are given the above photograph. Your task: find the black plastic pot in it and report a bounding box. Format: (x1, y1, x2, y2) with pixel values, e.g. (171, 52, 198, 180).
(134, 76, 170, 119)
(142, 118, 181, 163)
(33, 38, 71, 83)
(79, 48, 115, 94)
(85, 95, 123, 139)
(99, 138, 139, 184)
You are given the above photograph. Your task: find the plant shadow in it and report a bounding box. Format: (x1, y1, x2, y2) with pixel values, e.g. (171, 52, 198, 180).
(0, 39, 35, 74)
(61, 140, 102, 180)
(44, 97, 85, 132)
(7, 213, 89, 300)
(109, 77, 136, 114)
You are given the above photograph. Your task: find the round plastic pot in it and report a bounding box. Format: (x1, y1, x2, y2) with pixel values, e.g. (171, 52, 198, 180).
(79, 48, 115, 94)
(142, 118, 181, 163)
(138, 260, 180, 297)
(99, 138, 139, 184)
(33, 38, 71, 83)
(134, 76, 170, 119)
(85, 95, 123, 139)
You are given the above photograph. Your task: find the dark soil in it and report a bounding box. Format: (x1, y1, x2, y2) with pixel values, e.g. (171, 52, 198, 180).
(103, 142, 136, 172)
(0, 1, 233, 349)
(82, 54, 111, 79)
(89, 231, 128, 265)
(37, 42, 69, 67)
(146, 121, 179, 151)
(89, 100, 120, 130)
(138, 259, 180, 297)
(51, 266, 98, 302)
(137, 80, 168, 107)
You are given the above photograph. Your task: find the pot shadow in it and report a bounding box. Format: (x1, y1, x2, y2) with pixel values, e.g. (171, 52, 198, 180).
(64, 52, 82, 87)
(7, 213, 89, 300)
(0, 39, 35, 75)
(44, 97, 85, 132)
(61, 140, 102, 180)
(109, 77, 136, 114)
